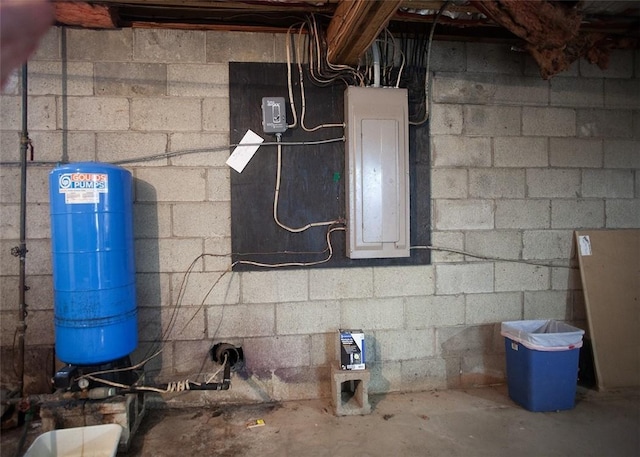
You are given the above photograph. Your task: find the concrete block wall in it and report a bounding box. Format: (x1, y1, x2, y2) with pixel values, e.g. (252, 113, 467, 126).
(0, 28, 638, 400)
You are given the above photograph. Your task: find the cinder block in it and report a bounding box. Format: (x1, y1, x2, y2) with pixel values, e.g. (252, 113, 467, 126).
(309, 268, 373, 300)
(25, 203, 50, 239)
(340, 297, 404, 330)
(431, 168, 467, 198)
(0, 131, 19, 162)
(463, 105, 521, 136)
(405, 295, 465, 328)
(2, 70, 19, 94)
(331, 365, 371, 416)
(203, 237, 233, 272)
(202, 98, 230, 132)
(432, 135, 491, 167)
(367, 361, 403, 394)
(606, 199, 640, 228)
(206, 168, 230, 202)
(95, 62, 167, 96)
(469, 169, 525, 198)
(172, 340, 216, 377)
(207, 303, 274, 338)
(131, 98, 201, 132)
(62, 97, 129, 131)
(134, 29, 205, 63)
(522, 230, 573, 260)
(31, 27, 60, 61)
(579, 50, 634, 78)
(28, 61, 94, 96)
(0, 276, 18, 312)
(525, 55, 578, 78)
(604, 139, 640, 168)
(243, 335, 310, 371)
(466, 43, 524, 75)
(492, 74, 549, 106)
(494, 137, 548, 168)
(310, 332, 334, 367)
(551, 266, 582, 291)
(551, 199, 604, 229)
(437, 324, 496, 357)
(138, 305, 205, 341)
(135, 167, 207, 202)
(522, 107, 576, 137)
(605, 79, 640, 109)
(25, 310, 54, 345)
(135, 238, 205, 273)
(465, 292, 522, 325)
(0, 204, 18, 239)
(170, 270, 239, 306)
(526, 169, 581, 198)
(577, 109, 633, 138)
(582, 169, 634, 198)
(435, 199, 493, 230)
(67, 28, 133, 61)
(130, 342, 172, 375)
(272, 366, 330, 401)
(168, 64, 228, 97)
(0, 240, 19, 276)
(3, 96, 57, 130)
(435, 263, 493, 295)
(173, 202, 230, 237)
(550, 78, 604, 107)
(373, 265, 435, 297)
(430, 231, 464, 263)
(26, 167, 53, 204)
(242, 270, 308, 304)
(494, 262, 550, 292)
(133, 202, 171, 238)
(401, 358, 448, 391)
(0, 311, 18, 346)
(375, 328, 435, 361)
(634, 111, 640, 139)
(276, 300, 340, 337)
(136, 272, 172, 307)
(432, 73, 496, 104)
(430, 104, 463, 135)
(523, 290, 570, 320)
(25, 239, 51, 275)
(169, 132, 230, 167)
(97, 132, 168, 165)
(430, 42, 466, 72)
(459, 353, 505, 386)
(206, 31, 276, 63)
(29, 131, 96, 163)
(465, 230, 521, 260)
(549, 138, 603, 168)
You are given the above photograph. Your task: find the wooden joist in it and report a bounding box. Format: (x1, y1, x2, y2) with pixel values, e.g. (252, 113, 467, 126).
(55, 2, 118, 29)
(327, 0, 403, 65)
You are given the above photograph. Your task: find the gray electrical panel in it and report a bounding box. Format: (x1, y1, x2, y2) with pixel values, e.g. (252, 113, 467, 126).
(344, 86, 410, 259)
(261, 97, 288, 133)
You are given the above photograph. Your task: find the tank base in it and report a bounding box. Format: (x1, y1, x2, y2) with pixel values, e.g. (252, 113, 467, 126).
(53, 356, 136, 391)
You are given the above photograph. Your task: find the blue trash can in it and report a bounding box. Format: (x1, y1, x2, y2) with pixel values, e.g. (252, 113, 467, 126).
(501, 320, 584, 412)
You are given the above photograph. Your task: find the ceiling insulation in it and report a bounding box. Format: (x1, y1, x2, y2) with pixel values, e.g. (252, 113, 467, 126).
(52, 0, 639, 78)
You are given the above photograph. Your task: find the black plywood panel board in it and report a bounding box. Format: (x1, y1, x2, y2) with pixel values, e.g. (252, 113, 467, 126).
(229, 62, 430, 270)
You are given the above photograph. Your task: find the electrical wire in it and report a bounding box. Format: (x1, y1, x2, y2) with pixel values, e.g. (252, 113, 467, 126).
(409, 1, 450, 125)
(234, 226, 345, 268)
(273, 139, 341, 233)
(410, 245, 576, 269)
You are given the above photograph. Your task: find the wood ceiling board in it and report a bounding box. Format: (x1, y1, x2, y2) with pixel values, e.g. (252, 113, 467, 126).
(575, 229, 640, 390)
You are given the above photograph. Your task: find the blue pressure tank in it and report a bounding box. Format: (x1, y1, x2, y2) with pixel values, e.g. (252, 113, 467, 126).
(49, 162, 137, 365)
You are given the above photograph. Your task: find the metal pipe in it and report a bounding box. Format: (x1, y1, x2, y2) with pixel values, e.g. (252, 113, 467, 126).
(15, 63, 29, 397)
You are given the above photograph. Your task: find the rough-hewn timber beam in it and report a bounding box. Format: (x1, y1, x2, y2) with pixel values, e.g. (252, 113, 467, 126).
(55, 2, 118, 29)
(327, 0, 403, 65)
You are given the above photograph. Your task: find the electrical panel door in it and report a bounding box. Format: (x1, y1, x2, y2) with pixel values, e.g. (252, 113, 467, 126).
(345, 86, 410, 259)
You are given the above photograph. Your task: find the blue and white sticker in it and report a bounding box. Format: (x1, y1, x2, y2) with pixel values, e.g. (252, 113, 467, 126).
(58, 172, 108, 204)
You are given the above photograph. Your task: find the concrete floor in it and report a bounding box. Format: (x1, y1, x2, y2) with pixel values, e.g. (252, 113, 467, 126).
(2, 385, 639, 457)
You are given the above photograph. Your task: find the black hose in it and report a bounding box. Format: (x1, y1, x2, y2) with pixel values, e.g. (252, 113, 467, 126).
(14, 408, 33, 457)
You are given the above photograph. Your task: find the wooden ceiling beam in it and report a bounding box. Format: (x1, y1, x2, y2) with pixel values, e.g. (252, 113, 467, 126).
(326, 0, 403, 65)
(55, 2, 119, 29)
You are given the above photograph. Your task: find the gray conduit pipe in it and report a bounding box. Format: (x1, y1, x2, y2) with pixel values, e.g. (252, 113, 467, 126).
(15, 63, 29, 397)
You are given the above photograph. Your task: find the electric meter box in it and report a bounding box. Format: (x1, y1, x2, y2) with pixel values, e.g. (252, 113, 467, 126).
(339, 329, 366, 370)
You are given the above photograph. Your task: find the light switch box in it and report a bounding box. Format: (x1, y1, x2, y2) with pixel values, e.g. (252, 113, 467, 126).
(344, 86, 410, 259)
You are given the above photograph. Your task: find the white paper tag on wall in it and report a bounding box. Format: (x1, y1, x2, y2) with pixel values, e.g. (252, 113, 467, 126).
(226, 129, 264, 173)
